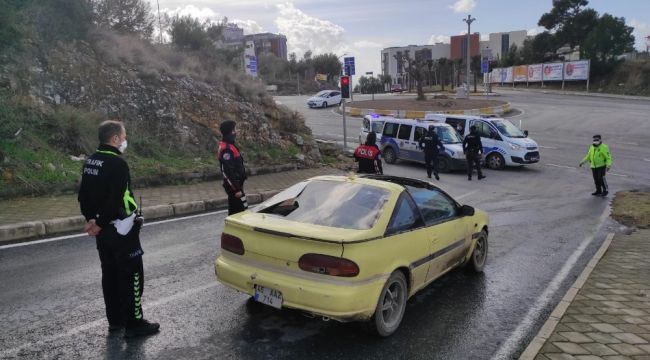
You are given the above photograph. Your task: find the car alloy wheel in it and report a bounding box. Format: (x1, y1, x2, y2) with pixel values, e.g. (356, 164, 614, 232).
(372, 271, 407, 337)
(471, 230, 488, 273)
(383, 147, 396, 164)
(487, 153, 505, 170)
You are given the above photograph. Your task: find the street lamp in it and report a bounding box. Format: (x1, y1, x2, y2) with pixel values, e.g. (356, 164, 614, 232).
(463, 15, 476, 98)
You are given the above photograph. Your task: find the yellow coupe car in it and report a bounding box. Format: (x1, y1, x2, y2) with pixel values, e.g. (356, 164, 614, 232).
(215, 174, 489, 336)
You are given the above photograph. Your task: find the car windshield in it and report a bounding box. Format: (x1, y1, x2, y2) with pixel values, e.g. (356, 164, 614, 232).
(492, 119, 525, 138)
(436, 126, 463, 144)
(314, 91, 328, 98)
(252, 180, 390, 230)
(372, 121, 385, 133)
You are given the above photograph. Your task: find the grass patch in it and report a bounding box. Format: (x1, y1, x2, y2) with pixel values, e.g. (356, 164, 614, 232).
(611, 191, 650, 229)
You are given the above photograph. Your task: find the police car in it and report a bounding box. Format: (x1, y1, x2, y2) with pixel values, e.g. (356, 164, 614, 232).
(379, 118, 467, 172)
(425, 114, 540, 170)
(359, 114, 389, 144)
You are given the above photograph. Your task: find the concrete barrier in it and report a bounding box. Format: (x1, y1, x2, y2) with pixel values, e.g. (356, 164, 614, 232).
(260, 190, 280, 201)
(172, 201, 206, 216)
(247, 193, 262, 205)
(142, 205, 174, 220)
(204, 198, 229, 211)
(43, 216, 86, 235)
(0, 222, 46, 242)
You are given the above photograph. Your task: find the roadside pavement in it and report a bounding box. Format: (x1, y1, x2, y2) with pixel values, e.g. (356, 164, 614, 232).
(521, 229, 650, 360)
(495, 87, 650, 102)
(0, 166, 343, 243)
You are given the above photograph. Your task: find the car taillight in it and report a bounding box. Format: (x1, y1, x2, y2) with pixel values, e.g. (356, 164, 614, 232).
(298, 253, 359, 277)
(221, 233, 244, 255)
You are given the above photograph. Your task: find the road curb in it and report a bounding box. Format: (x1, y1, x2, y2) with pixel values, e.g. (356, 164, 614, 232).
(0, 190, 281, 244)
(343, 102, 511, 118)
(518, 232, 616, 360)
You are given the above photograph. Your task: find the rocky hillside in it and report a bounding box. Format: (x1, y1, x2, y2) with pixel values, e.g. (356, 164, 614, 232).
(0, 30, 332, 198)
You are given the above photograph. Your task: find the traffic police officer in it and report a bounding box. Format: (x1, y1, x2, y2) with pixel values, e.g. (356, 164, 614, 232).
(463, 125, 486, 181)
(418, 126, 445, 180)
(218, 120, 248, 215)
(579, 134, 612, 197)
(78, 120, 160, 338)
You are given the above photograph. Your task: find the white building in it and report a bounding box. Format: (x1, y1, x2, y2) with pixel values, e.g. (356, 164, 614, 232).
(381, 44, 451, 87)
(480, 30, 527, 61)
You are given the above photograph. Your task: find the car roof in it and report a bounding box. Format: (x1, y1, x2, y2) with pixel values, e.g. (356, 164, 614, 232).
(383, 118, 453, 127)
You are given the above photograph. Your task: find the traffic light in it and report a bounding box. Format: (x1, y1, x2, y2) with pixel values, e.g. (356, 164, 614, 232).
(340, 75, 350, 99)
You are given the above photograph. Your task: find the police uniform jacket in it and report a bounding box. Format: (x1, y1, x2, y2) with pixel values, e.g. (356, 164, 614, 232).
(218, 140, 247, 192)
(463, 133, 484, 154)
(419, 132, 445, 155)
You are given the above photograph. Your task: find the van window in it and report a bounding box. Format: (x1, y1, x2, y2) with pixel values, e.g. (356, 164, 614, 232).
(414, 126, 427, 143)
(383, 122, 399, 137)
(372, 121, 385, 133)
(397, 125, 412, 140)
(363, 119, 370, 131)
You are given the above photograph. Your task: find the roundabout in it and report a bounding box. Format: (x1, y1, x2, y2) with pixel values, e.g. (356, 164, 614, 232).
(344, 96, 510, 118)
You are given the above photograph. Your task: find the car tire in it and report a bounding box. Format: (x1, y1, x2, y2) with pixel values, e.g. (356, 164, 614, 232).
(322, 102, 328, 108)
(366, 271, 408, 337)
(467, 230, 488, 273)
(383, 147, 396, 164)
(486, 153, 505, 170)
(437, 156, 450, 173)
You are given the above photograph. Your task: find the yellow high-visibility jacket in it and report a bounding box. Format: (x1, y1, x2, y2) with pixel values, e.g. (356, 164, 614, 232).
(582, 144, 612, 168)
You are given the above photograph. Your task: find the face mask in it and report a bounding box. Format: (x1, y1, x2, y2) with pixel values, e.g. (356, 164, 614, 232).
(592, 141, 601, 146)
(119, 139, 128, 153)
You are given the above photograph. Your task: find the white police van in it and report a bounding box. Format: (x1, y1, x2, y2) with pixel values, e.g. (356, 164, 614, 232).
(425, 114, 540, 170)
(359, 114, 389, 144)
(379, 118, 467, 172)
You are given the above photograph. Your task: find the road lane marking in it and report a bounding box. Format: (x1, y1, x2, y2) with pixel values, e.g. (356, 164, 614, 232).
(491, 205, 611, 360)
(455, 190, 479, 201)
(0, 210, 228, 251)
(545, 163, 575, 170)
(644, 158, 650, 162)
(608, 172, 629, 178)
(538, 146, 558, 150)
(617, 141, 638, 146)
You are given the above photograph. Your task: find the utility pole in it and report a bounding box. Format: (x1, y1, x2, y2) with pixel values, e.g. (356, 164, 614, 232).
(157, 0, 163, 44)
(463, 15, 476, 98)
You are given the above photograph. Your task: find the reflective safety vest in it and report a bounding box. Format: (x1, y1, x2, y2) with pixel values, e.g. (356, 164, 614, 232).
(582, 144, 612, 169)
(96, 149, 138, 216)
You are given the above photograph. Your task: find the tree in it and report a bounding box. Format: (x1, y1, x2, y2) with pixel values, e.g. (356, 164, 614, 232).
(394, 52, 428, 100)
(93, 0, 154, 39)
(538, 0, 598, 50)
(169, 15, 211, 51)
(582, 14, 635, 74)
(470, 55, 481, 92)
(311, 53, 342, 84)
(437, 58, 450, 91)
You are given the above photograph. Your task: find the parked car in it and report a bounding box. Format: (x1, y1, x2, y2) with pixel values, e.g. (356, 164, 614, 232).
(390, 84, 404, 93)
(215, 175, 489, 337)
(307, 90, 342, 108)
(379, 118, 467, 172)
(425, 114, 540, 170)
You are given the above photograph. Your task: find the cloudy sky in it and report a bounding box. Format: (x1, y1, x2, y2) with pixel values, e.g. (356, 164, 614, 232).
(149, 0, 650, 76)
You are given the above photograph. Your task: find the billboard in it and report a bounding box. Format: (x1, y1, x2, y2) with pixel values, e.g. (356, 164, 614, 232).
(542, 63, 564, 81)
(513, 65, 528, 82)
(564, 60, 590, 80)
(489, 68, 501, 83)
(502, 67, 513, 83)
(528, 64, 543, 82)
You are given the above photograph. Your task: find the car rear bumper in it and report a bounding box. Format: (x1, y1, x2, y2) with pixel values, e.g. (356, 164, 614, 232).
(215, 253, 385, 322)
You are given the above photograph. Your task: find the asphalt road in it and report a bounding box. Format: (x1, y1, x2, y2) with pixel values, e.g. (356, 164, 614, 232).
(1, 91, 649, 359)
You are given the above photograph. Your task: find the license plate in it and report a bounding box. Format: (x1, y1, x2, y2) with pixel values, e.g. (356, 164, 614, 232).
(254, 285, 283, 309)
(530, 157, 539, 162)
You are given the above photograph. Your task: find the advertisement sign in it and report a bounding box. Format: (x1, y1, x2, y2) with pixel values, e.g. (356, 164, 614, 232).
(528, 64, 543, 82)
(564, 60, 590, 80)
(542, 63, 564, 81)
(513, 65, 528, 82)
(503, 67, 513, 83)
(490, 68, 501, 83)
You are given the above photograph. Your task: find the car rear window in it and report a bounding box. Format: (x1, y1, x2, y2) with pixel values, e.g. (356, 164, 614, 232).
(252, 180, 390, 230)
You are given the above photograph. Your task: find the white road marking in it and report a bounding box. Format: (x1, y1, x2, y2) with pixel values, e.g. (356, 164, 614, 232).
(608, 173, 629, 178)
(455, 190, 479, 200)
(617, 141, 638, 146)
(0, 210, 227, 251)
(538, 146, 558, 150)
(490, 205, 610, 360)
(545, 163, 575, 170)
(644, 158, 650, 162)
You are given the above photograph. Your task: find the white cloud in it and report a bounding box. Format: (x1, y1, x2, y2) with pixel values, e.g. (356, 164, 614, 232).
(353, 40, 382, 48)
(527, 27, 545, 37)
(630, 19, 649, 51)
(428, 35, 451, 44)
(162, 5, 222, 22)
(275, 2, 346, 58)
(449, 0, 476, 13)
(232, 19, 264, 34)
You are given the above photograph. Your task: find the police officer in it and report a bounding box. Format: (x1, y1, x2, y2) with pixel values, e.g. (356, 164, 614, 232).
(418, 126, 445, 180)
(218, 120, 248, 215)
(579, 134, 612, 197)
(78, 120, 160, 338)
(354, 132, 383, 174)
(463, 125, 486, 181)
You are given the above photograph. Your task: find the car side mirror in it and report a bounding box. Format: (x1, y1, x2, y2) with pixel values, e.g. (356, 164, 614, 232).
(524, 130, 529, 137)
(460, 205, 475, 217)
